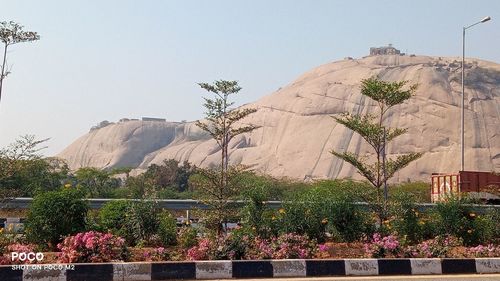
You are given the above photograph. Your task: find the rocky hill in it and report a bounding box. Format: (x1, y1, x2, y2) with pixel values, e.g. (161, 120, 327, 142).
(58, 54, 500, 182)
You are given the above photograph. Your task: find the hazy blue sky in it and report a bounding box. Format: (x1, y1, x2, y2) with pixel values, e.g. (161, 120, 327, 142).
(1, 0, 499, 155)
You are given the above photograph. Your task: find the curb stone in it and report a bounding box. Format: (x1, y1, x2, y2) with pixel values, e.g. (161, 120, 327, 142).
(0, 258, 499, 280)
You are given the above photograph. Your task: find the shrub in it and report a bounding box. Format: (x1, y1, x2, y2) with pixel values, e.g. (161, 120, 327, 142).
(240, 183, 274, 237)
(25, 188, 88, 249)
(0, 226, 17, 256)
(364, 233, 401, 258)
(389, 192, 424, 243)
(123, 201, 160, 246)
(403, 235, 462, 258)
(187, 229, 253, 261)
(468, 244, 500, 258)
(0, 243, 37, 265)
(178, 227, 198, 249)
(475, 208, 500, 244)
(187, 238, 212, 260)
(187, 231, 316, 261)
(246, 232, 317, 259)
(325, 194, 372, 242)
(99, 200, 130, 237)
(431, 197, 485, 245)
(390, 181, 430, 202)
(278, 183, 371, 242)
(144, 247, 169, 261)
(57, 231, 127, 263)
(158, 212, 177, 246)
(270, 233, 317, 259)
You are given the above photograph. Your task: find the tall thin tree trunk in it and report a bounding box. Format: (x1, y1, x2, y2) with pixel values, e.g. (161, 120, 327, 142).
(0, 44, 8, 105)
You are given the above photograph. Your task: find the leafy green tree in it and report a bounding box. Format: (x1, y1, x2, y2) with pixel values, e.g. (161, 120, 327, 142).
(331, 77, 422, 221)
(196, 80, 258, 189)
(143, 159, 195, 192)
(0, 21, 40, 105)
(0, 135, 68, 198)
(194, 80, 258, 233)
(74, 167, 120, 197)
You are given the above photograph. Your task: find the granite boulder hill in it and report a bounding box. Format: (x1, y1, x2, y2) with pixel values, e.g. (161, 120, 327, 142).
(58, 54, 500, 182)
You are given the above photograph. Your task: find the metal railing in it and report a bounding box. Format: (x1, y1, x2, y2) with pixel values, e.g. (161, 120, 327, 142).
(1, 198, 498, 213)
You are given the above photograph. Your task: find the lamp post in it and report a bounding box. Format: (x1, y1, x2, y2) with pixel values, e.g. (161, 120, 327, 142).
(461, 16, 491, 172)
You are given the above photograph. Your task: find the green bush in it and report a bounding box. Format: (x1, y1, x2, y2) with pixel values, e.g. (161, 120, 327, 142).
(99, 200, 130, 237)
(431, 197, 486, 245)
(25, 188, 88, 249)
(389, 192, 424, 243)
(326, 194, 373, 242)
(473, 208, 500, 244)
(125, 201, 160, 246)
(178, 227, 198, 249)
(240, 183, 274, 237)
(277, 182, 371, 242)
(390, 181, 430, 203)
(158, 212, 177, 246)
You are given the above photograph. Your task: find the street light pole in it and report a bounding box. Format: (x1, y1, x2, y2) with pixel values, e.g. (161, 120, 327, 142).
(461, 16, 491, 172)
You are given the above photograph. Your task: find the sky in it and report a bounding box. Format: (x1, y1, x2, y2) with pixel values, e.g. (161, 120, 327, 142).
(1, 0, 499, 155)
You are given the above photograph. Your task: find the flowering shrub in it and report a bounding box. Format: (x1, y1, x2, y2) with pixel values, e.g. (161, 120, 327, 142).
(246, 233, 316, 259)
(187, 232, 316, 260)
(364, 233, 401, 258)
(468, 244, 500, 258)
(0, 243, 37, 265)
(403, 236, 462, 258)
(187, 230, 253, 261)
(315, 243, 331, 258)
(186, 238, 212, 260)
(57, 231, 126, 263)
(246, 236, 273, 259)
(272, 233, 317, 259)
(144, 247, 169, 261)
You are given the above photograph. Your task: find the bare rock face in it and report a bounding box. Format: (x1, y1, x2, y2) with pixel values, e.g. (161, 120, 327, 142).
(58, 55, 500, 182)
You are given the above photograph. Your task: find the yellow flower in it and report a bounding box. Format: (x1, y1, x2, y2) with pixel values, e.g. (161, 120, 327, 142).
(64, 183, 71, 188)
(467, 229, 473, 233)
(321, 218, 328, 224)
(469, 213, 476, 217)
(271, 216, 276, 221)
(278, 208, 286, 214)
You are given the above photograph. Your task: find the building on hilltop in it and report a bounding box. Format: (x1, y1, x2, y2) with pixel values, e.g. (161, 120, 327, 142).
(370, 44, 402, 56)
(142, 117, 166, 122)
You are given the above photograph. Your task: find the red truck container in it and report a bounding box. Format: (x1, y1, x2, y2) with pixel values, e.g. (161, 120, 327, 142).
(431, 171, 500, 203)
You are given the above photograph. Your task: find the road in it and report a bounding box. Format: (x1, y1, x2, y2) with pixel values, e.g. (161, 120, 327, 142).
(195, 274, 500, 281)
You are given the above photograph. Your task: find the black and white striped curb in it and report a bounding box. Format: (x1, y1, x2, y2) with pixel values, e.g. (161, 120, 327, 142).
(1, 258, 499, 280)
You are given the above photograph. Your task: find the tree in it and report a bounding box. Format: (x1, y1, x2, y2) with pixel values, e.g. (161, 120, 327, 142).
(74, 167, 120, 198)
(330, 77, 423, 221)
(0, 21, 40, 105)
(194, 80, 259, 233)
(0, 135, 59, 199)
